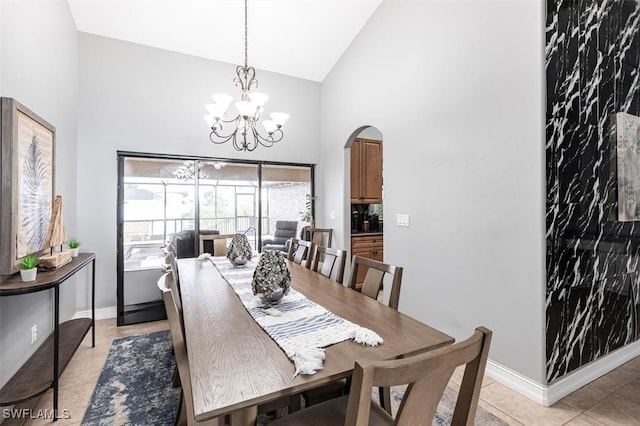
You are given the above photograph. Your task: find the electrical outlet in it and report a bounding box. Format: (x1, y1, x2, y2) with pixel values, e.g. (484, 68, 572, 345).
(396, 214, 410, 227)
(30, 325, 37, 344)
(330, 211, 336, 220)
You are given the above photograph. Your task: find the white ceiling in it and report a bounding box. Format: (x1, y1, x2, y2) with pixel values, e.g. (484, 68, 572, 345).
(67, 0, 382, 82)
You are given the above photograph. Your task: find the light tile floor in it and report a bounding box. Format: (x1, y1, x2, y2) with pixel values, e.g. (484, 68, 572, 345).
(4, 318, 640, 425)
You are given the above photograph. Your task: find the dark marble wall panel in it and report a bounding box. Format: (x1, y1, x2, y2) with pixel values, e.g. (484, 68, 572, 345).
(546, 0, 640, 383)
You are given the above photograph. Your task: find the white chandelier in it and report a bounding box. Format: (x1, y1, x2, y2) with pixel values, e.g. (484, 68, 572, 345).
(204, 0, 289, 152)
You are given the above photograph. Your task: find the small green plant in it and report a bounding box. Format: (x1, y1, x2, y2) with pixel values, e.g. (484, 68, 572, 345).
(19, 255, 39, 270)
(68, 239, 81, 249)
(300, 193, 312, 222)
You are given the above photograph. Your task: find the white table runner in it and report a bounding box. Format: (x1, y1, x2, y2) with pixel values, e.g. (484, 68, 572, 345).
(209, 256, 383, 375)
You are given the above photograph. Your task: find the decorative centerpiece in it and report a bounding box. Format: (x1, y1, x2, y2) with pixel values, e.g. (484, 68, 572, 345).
(39, 196, 73, 269)
(227, 233, 253, 266)
(251, 250, 291, 303)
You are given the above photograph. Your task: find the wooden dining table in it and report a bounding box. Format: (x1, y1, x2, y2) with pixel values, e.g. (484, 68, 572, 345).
(177, 257, 454, 425)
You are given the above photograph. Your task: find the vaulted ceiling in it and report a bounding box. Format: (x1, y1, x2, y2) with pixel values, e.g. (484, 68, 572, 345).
(67, 0, 382, 82)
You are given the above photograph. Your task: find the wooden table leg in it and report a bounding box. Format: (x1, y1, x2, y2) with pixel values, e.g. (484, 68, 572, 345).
(229, 406, 258, 426)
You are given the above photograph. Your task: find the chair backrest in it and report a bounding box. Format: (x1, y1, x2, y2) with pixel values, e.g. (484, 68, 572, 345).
(311, 246, 347, 284)
(199, 233, 234, 256)
(309, 228, 333, 248)
(344, 327, 492, 426)
(301, 227, 333, 248)
(287, 239, 314, 268)
(173, 229, 221, 259)
(347, 255, 403, 310)
(272, 221, 298, 243)
(165, 243, 182, 295)
(160, 283, 199, 425)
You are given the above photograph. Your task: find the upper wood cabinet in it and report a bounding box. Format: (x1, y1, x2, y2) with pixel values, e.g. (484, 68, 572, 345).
(350, 138, 382, 204)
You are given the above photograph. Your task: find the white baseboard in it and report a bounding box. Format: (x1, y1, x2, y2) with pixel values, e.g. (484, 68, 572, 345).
(485, 360, 548, 405)
(486, 340, 640, 406)
(72, 306, 117, 320)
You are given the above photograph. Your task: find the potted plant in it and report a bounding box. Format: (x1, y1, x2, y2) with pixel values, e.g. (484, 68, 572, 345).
(68, 239, 80, 257)
(19, 255, 39, 282)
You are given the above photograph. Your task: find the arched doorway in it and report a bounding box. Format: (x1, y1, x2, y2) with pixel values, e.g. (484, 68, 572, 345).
(345, 126, 384, 290)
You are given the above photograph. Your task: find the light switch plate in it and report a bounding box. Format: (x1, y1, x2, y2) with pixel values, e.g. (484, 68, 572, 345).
(330, 211, 336, 220)
(397, 214, 410, 227)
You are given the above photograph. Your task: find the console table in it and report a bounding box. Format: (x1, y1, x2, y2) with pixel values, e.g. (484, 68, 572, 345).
(0, 253, 95, 420)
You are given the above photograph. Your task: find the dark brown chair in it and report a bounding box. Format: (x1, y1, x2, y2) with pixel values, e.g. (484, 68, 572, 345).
(271, 327, 493, 426)
(311, 246, 347, 284)
(287, 239, 314, 268)
(347, 255, 403, 311)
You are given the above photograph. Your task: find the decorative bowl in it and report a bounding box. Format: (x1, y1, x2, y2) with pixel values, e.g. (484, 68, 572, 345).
(252, 250, 291, 304)
(227, 233, 253, 266)
(231, 256, 248, 266)
(258, 287, 286, 304)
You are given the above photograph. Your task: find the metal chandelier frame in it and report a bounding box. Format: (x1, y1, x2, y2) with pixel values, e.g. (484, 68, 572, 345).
(206, 0, 287, 152)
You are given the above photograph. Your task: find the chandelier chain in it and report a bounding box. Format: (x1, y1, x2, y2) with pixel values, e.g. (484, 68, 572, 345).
(204, 0, 288, 151)
(244, 0, 248, 69)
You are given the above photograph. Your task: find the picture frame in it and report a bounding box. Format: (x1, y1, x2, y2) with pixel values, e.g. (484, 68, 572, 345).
(0, 98, 56, 275)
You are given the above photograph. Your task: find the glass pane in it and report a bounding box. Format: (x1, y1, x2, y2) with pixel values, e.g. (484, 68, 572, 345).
(199, 162, 259, 248)
(261, 165, 312, 250)
(123, 158, 198, 268)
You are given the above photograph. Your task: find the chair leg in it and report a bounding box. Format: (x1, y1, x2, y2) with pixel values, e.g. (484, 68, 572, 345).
(175, 392, 187, 426)
(379, 386, 392, 415)
(172, 366, 181, 388)
(289, 394, 301, 413)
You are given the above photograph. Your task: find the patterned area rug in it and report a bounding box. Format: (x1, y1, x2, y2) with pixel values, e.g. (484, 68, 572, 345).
(84, 331, 507, 425)
(82, 330, 181, 425)
(383, 386, 508, 426)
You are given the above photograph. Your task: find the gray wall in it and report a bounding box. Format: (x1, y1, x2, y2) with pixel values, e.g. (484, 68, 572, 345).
(77, 34, 321, 309)
(319, 0, 546, 383)
(0, 0, 79, 387)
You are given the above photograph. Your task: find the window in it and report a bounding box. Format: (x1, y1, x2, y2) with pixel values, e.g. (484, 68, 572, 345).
(117, 153, 314, 326)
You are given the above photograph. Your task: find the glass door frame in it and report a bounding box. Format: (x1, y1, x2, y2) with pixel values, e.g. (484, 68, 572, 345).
(116, 150, 315, 326)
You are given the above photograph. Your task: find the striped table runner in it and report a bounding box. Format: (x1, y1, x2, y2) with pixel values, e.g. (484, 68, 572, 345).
(209, 256, 383, 375)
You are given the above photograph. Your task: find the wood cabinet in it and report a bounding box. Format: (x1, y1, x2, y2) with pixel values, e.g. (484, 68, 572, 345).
(0, 254, 96, 415)
(351, 234, 383, 289)
(350, 138, 382, 203)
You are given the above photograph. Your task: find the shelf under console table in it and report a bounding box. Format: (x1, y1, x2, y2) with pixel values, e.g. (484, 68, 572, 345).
(0, 253, 96, 420)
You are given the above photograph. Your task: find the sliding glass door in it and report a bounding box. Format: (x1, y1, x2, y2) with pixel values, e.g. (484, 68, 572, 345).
(261, 164, 313, 245)
(198, 162, 259, 249)
(117, 153, 314, 325)
(118, 157, 196, 325)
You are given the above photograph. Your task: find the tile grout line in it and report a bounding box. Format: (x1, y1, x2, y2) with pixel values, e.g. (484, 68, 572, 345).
(478, 399, 525, 426)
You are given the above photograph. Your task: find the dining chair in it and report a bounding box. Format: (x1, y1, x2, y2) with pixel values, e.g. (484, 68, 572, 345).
(310, 246, 347, 284)
(347, 255, 403, 311)
(164, 244, 180, 290)
(271, 327, 493, 426)
(299, 246, 347, 407)
(199, 233, 234, 257)
(347, 255, 403, 413)
(287, 239, 314, 268)
(160, 276, 220, 426)
(306, 227, 333, 248)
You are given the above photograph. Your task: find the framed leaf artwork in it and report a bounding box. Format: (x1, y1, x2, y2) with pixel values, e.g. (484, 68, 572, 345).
(0, 98, 55, 275)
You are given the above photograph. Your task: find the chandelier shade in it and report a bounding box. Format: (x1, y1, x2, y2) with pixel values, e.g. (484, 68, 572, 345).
(204, 0, 289, 152)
